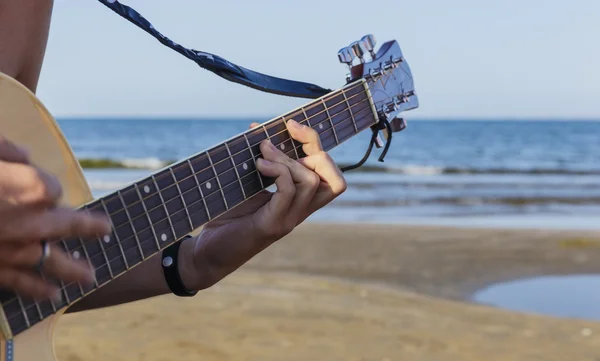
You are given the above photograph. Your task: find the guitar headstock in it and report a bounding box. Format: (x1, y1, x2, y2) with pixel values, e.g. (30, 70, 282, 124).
(338, 35, 419, 129)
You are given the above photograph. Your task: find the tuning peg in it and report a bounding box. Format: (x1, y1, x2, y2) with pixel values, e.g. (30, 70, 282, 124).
(360, 34, 377, 59)
(337, 47, 356, 68)
(350, 41, 366, 63)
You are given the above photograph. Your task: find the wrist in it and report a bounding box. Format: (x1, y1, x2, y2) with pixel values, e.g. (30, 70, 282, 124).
(175, 235, 202, 292)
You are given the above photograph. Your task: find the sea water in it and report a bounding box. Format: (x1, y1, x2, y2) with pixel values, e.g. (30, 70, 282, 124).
(58, 118, 600, 229)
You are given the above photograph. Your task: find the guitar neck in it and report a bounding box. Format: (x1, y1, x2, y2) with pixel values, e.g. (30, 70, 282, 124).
(2, 79, 379, 337)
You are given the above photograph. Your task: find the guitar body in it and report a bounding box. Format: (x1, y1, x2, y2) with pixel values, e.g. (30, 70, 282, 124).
(0, 72, 90, 361)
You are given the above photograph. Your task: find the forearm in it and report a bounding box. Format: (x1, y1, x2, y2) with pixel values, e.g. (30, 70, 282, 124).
(66, 236, 198, 313)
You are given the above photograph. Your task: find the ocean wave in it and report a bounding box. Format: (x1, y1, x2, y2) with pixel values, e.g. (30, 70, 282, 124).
(338, 164, 600, 176)
(79, 158, 174, 169)
(78, 157, 600, 177)
(332, 196, 600, 208)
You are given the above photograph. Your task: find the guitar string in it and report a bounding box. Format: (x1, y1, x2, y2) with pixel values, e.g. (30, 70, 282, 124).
(85, 87, 371, 227)
(5, 85, 411, 319)
(2, 103, 378, 321)
(4, 86, 404, 318)
(82, 82, 367, 220)
(3, 86, 402, 318)
(0, 93, 377, 314)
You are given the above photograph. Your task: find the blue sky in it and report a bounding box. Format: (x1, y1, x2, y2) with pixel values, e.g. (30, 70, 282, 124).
(37, 0, 599, 119)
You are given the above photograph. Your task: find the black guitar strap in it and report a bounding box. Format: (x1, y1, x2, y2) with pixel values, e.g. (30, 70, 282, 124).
(96, 0, 333, 99)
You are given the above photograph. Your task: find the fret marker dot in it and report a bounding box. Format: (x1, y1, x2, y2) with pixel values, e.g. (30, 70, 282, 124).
(73, 251, 81, 260)
(319, 123, 324, 130)
(103, 235, 111, 243)
(243, 162, 248, 171)
(143, 185, 151, 194)
(161, 233, 168, 242)
(280, 143, 285, 150)
(206, 181, 212, 190)
(162, 256, 173, 267)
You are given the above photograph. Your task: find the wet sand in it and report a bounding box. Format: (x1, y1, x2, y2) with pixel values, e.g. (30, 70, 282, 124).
(54, 223, 600, 360)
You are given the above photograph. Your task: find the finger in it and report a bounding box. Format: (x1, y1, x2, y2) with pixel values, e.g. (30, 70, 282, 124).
(254, 157, 295, 236)
(0, 243, 48, 267)
(0, 163, 62, 208)
(286, 119, 323, 156)
(297, 151, 347, 210)
(249, 122, 260, 129)
(0, 135, 30, 164)
(2, 207, 111, 243)
(259, 140, 319, 219)
(41, 244, 95, 286)
(0, 267, 60, 301)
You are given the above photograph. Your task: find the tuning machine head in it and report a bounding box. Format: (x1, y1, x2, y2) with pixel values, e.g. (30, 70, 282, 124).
(337, 46, 356, 68)
(360, 34, 377, 59)
(350, 41, 366, 63)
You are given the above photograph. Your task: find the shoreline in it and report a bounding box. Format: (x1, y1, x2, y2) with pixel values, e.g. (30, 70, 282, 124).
(54, 222, 600, 360)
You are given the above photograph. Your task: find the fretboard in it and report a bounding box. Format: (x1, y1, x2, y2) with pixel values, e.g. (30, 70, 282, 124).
(1, 79, 378, 337)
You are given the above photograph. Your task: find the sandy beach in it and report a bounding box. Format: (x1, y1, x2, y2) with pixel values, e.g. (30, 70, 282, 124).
(53, 223, 600, 361)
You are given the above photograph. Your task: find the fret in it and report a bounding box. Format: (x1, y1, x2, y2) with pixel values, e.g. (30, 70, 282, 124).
(20, 298, 41, 330)
(342, 91, 358, 133)
(86, 233, 114, 284)
(283, 118, 300, 160)
(206, 151, 229, 210)
(302, 108, 310, 127)
(289, 111, 308, 159)
(325, 92, 351, 128)
(233, 140, 263, 199)
(168, 168, 193, 235)
(187, 159, 212, 225)
(38, 273, 58, 315)
(60, 240, 85, 300)
(150, 175, 177, 246)
(32, 300, 43, 324)
(164, 188, 192, 240)
(100, 198, 130, 272)
(190, 155, 226, 219)
(116, 191, 144, 266)
(16, 296, 30, 329)
(242, 133, 265, 190)
(172, 160, 208, 232)
(321, 99, 339, 145)
(119, 186, 150, 259)
(76, 238, 100, 290)
(224, 142, 247, 200)
(5, 295, 27, 336)
(134, 184, 161, 257)
(265, 119, 294, 157)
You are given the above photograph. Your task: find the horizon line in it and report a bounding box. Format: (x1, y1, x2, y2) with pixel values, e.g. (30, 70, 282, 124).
(55, 116, 600, 122)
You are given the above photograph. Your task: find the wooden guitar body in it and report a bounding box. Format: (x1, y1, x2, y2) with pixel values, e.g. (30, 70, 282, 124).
(0, 72, 91, 361)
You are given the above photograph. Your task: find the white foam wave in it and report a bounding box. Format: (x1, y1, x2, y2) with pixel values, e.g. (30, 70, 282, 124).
(121, 157, 168, 170)
(394, 165, 445, 175)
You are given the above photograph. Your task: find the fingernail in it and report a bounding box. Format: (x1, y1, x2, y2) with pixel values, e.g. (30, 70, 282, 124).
(287, 119, 301, 130)
(258, 158, 272, 166)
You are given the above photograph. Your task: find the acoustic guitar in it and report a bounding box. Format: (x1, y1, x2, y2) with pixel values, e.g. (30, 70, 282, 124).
(0, 35, 418, 361)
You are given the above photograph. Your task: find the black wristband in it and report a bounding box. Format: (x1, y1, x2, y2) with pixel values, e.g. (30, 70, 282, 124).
(161, 235, 198, 297)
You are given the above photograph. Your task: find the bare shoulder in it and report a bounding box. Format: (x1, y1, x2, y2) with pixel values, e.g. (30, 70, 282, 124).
(0, 0, 54, 92)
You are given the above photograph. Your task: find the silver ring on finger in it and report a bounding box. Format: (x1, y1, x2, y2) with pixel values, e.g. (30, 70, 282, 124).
(35, 241, 51, 272)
